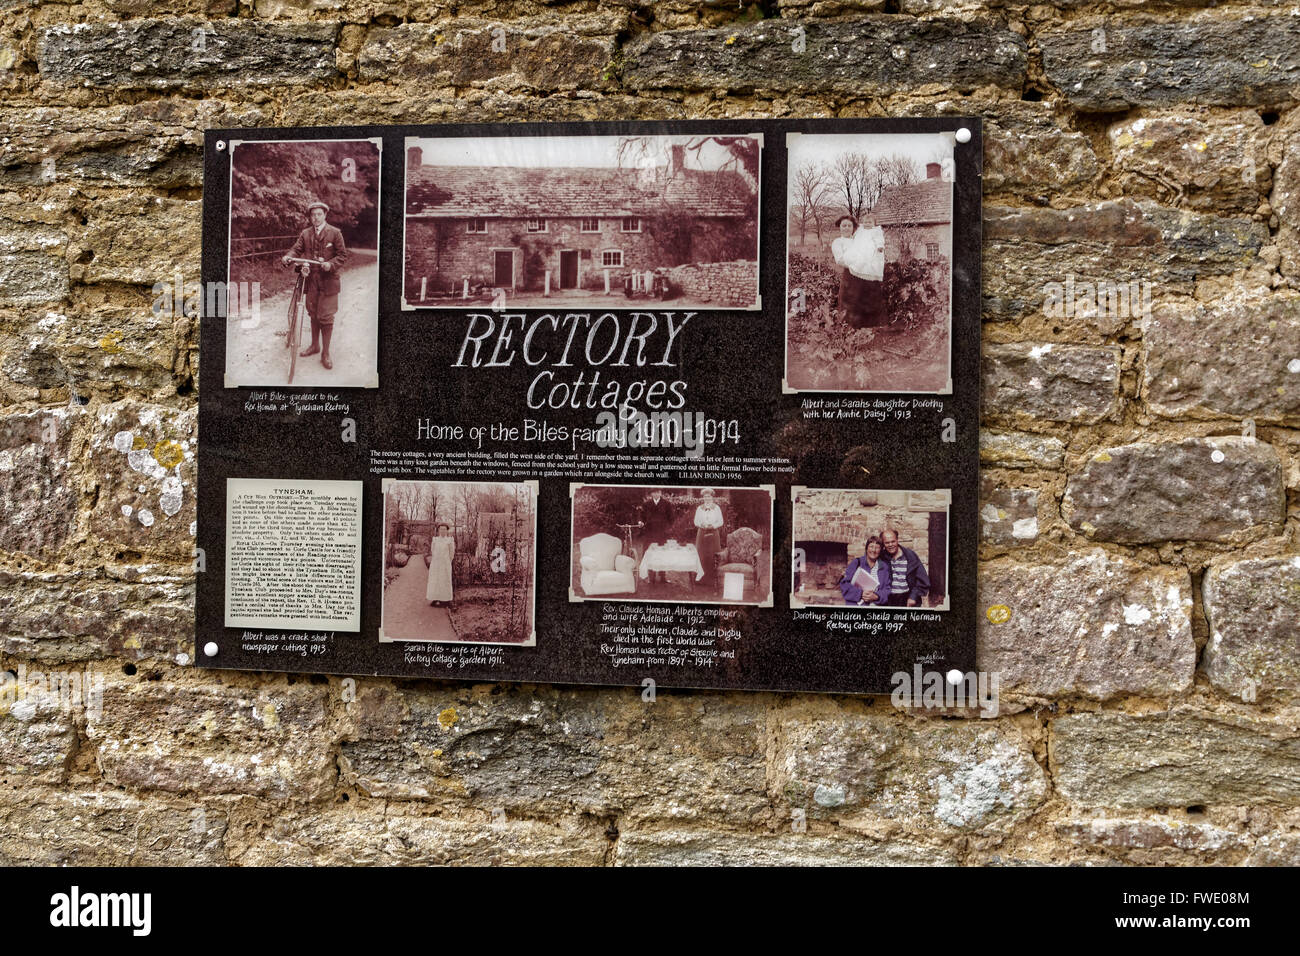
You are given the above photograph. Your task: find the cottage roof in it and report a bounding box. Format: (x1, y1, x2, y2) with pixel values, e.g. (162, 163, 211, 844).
(406, 164, 753, 219)
(871, 178, 953, 227)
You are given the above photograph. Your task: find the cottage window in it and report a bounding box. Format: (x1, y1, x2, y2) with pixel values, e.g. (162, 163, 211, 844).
(580, 218, 600, 233)
(466, 218, 487, 234)
(601, 250, 623, 268)
(925, 242, 940, 260)
(620, 217, 640, 233)
(527, 218, 547, 233)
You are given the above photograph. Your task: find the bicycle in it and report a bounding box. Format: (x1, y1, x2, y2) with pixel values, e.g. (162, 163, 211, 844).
(282, 257, 326, 384)
(617, 521, 643, 565)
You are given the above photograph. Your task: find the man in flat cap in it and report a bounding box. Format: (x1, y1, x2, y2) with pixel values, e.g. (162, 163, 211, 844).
(282, 200, 348, 370)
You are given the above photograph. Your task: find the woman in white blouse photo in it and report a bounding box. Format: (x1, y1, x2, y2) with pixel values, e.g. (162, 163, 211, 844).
(830, 214, 887, 329)
(694, 488, 725, 588)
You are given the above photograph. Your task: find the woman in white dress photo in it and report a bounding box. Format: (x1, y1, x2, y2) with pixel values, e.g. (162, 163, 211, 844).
(694, 489, 725, 589)
(426, 522, 454, 606)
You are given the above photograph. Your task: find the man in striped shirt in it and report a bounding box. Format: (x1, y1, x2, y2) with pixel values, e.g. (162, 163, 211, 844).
(880, 529, 930, 609)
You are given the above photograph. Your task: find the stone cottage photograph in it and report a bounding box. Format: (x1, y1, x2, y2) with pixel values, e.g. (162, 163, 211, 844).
(403, 133, 761, 310)
(791, 488, 950, 610)
(785, 131, 954, 394)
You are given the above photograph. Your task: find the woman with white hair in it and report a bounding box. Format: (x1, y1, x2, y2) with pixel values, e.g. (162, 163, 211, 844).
(693, 489, 724, 589)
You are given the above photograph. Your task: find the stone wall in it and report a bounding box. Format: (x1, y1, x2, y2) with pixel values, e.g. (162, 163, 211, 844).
(0, 3, 1298, 866)
(794, 488, 931, 564)
(665, 260, 759, 308)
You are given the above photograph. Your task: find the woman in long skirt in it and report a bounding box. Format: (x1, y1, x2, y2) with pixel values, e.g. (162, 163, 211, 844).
(426, 522, 454, 606)
(694, 489, 724, 589)
(830, 215, 887, 329)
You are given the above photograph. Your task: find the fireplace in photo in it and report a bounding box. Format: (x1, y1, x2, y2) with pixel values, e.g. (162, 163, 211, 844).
(794, 539, 848, 601)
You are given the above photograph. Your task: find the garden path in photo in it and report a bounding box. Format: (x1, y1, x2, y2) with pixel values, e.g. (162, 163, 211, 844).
(381, 558, 458, 642)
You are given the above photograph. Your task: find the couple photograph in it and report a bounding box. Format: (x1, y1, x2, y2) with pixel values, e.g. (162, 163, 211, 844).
(380, 479, 537, 646)
(791, 488, 950, 611)
(784, 130, 954, 394)
(837, 528, 931, 608)
(570, 483, 775, 607)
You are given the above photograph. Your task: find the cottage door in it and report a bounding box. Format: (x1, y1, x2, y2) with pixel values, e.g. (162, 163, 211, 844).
(559, 250, 579, 289)
(493, 250, 513, 288)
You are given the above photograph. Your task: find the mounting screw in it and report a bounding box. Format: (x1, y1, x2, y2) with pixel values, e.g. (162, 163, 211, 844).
(203, 642, 219, 657)
(215, 140, 226, 152)
(955, 127, 971, 144)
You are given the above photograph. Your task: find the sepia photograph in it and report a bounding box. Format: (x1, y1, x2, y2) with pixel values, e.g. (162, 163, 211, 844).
(791, 488, 950, 610)
(225, 138, 381, 388)
(570, 483, 774, 606)
(403, 133, 762, 310)
(784, 131, 954, 394)
(380, 479, 537, 646)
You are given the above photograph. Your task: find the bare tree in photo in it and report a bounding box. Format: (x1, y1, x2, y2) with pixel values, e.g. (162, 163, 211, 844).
(832, 152, 873, 222)
(793, 162, 831, 246)
(879, 153, 921, 191)
(831, 152, 923, 225)
(506, 483, 535, 637)
(617, 135, 760, 267)
(456, 481, 479, 578)
(616, 135, 760, 190)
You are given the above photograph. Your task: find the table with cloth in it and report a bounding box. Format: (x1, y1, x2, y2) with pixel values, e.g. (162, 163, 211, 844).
(638, 542, 705, 590)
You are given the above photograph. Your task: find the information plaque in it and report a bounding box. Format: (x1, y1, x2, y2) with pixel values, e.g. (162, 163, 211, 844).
(197, 118, 981, 694)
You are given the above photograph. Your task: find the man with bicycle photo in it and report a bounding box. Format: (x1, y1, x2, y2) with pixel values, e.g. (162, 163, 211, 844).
(282, 200, 348, 370)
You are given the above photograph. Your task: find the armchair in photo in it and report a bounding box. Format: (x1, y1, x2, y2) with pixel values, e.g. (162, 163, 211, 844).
(717, 526, 763, 593)
(579, 532, 637, 596)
